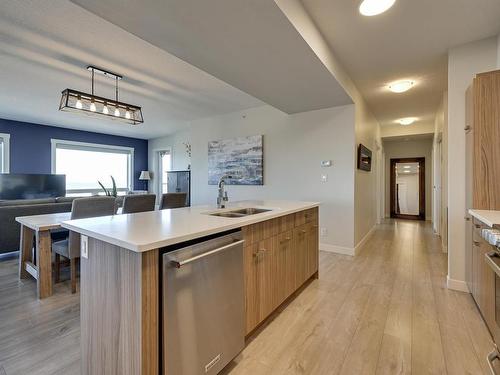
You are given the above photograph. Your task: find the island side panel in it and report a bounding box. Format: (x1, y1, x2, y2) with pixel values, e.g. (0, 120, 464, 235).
(80, 237, 159, 375)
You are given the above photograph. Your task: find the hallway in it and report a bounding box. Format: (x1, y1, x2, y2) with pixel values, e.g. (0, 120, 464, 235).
(226, 220, 494, 374)
(0, 220, 495, 374)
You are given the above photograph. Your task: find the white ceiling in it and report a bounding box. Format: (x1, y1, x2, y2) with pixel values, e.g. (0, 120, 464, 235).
(0, 0, 263, 139)
(302, 0, 500, 127)
(69, 0, 353, 114)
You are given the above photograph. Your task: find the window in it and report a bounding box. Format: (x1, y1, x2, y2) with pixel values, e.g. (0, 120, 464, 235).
(51, 139, 134, 195)
(158, 149, 172, 194)
(0, 133, 10, 173)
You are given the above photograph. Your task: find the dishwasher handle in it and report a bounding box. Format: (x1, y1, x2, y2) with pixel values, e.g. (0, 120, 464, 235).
(170, 239, 245, 269)
(488, 348, 500, 374)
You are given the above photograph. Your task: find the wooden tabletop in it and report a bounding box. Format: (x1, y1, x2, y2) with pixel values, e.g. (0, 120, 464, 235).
(16, 212, 72, 231)
(16, 208, 123, 231)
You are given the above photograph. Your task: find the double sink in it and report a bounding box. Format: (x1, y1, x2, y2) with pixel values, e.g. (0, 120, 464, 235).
(208, 208, 271, 218)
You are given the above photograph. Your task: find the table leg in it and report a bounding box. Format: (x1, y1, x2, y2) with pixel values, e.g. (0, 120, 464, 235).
(18, 225, 34, 279)
(36, 230, 53, 299)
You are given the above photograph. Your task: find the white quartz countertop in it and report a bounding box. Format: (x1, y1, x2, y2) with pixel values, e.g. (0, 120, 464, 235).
(61, 200, 319, 252)
(469, 209, 500, 227)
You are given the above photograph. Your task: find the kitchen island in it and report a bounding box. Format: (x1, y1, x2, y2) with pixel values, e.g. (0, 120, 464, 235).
(62, 200, 319, 375)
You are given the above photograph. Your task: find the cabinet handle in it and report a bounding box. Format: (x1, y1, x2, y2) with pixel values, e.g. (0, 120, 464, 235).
(465, 217, 471, 221)
(473, 241, 480, 246)
(464, 125, 471, 132)
(280, 237, 291, 243)
(253, 249, 266, 258)
(475, 224, 481, 229)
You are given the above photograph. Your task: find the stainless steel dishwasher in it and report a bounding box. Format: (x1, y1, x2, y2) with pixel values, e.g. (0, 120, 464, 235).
(162, 230, 245, 375)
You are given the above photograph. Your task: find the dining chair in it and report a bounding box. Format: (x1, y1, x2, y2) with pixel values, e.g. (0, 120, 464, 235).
(52, 196, 116, 293)
(122, 194, 156, 214)
(159, 192, 187, 209)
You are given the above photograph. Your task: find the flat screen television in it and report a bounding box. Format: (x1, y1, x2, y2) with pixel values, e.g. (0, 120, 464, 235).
(0, 174, 66, 200)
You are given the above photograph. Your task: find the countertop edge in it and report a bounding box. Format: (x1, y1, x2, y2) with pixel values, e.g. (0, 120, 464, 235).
(468, 209, 500, 227)
(61, 202, 320, 252)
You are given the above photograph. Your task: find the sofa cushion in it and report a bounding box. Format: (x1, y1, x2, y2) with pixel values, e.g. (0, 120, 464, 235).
(0, 198, 56, 207)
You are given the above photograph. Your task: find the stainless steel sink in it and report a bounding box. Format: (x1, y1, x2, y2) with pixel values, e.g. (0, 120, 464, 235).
(209, 208, 271, 218)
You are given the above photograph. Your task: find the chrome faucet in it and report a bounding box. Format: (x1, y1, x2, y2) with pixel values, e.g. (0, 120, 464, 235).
(217, 175, 231, 208)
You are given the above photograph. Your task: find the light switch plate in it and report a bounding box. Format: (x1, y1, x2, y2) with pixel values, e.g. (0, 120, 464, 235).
(81, 235, 88, 259)
(321, 160, 332, 167)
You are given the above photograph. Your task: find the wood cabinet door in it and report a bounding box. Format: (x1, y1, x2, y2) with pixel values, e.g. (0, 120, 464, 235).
(472, 239, 480, 302)
(244, 243, 261, 334)
(479, 239, 496, 332)
(277, 231, 294, 304)
(293, 225, 308, 289)
(243, 237, 276, 334)
(306, 221, 319, 278)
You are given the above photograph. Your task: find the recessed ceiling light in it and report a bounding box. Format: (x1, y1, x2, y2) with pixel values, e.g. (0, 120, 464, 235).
(403, 166, 411, 169)
(359, 0, 396, 16)
(397, 117, 417, 126)
(388, 80, 414, 93)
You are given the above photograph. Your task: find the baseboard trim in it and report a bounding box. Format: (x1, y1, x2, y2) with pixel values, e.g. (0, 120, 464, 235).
(320, 243, 354, 256)
(354, 225, 376, 255)
(447, 276, 469, 293)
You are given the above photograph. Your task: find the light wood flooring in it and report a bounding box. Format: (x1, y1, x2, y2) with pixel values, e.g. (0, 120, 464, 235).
(0, 220, 497, 374)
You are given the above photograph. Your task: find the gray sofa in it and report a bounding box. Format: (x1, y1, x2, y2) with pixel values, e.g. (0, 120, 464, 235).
(0, 196, 124, 255)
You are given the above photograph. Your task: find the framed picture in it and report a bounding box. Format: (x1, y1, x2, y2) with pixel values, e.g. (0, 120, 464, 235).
(208, 135, 263, 185)
(357, 144, 372, 171)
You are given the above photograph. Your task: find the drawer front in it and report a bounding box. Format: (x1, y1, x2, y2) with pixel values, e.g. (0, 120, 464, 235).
(295, 207, 318, 226)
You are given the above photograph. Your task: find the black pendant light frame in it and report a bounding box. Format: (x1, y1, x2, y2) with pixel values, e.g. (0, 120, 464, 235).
(59, 66, 143, 125)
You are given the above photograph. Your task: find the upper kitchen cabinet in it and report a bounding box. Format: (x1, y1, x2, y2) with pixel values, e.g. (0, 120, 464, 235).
(470, 70, 500, 210)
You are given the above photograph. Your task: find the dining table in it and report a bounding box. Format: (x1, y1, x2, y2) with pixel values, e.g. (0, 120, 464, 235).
(16, 212, 72, 299)
(16, 208, 123, 299)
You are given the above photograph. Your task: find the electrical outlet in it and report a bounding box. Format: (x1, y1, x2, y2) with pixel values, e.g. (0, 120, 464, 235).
(320, 227, 328, 237)
(81, 235, 88, 259)
(321, 174, 328, 182)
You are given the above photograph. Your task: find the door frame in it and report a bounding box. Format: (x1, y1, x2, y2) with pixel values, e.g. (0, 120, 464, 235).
(390, 157, 425, 220)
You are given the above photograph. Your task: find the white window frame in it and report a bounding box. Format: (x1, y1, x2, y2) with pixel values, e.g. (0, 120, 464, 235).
(51, 139, 134, 195)
(0, 133, 10, 173)
(155, 148, 172, 197)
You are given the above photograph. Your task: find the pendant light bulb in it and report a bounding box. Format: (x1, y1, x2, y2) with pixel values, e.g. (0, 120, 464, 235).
(114, 107, 120, 117)
(125, 109, 131, 119)
(102, 103, 109, 115)
(90, 100, 96, 112)
(76, 96, 83, 109)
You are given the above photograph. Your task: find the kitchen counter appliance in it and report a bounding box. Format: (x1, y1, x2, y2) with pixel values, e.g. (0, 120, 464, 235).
(162, 230, 245, 374)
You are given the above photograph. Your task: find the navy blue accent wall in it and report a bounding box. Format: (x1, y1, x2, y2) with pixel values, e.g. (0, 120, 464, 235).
(0, 118, 148, 190)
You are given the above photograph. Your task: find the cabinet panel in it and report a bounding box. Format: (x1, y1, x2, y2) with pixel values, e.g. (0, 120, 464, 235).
(306, 221, 319, 279)
(276, 230, 294, 304)
(293, 224, 308, 289)
(243, 237, 276, 334)
(478, 238, 496, 332)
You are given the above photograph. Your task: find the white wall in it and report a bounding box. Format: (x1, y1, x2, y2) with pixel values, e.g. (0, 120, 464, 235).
(186, 104, 356, 250)
(433, 93, 447, 249)
(383, 138, 433, 219)
(447, 36, 498, 291)
(274, 0, 381, 248)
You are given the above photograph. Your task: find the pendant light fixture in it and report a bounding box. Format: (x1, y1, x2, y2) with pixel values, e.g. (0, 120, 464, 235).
(59, 66, 144, 125)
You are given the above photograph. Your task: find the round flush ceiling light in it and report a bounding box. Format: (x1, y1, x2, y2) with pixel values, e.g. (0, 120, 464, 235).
(397, 117, 417, 126)
(388, 80, 414, 93)
(359, 0, 396, 16)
